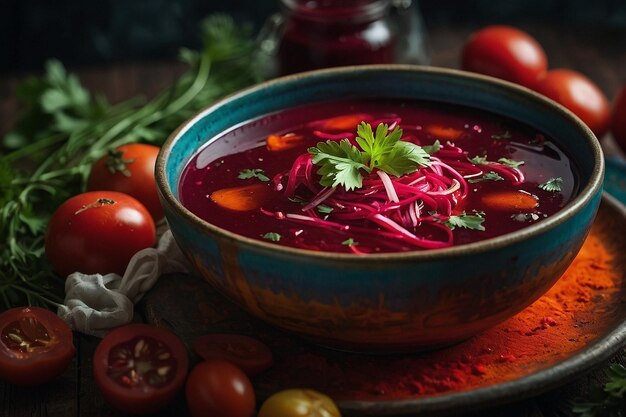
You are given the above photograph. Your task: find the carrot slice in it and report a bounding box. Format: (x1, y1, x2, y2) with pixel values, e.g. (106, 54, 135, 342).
(210, 184, 270, 211)
(266, 133, 304, 151)
(320, 114, 371, 131)
(425, 125, 463, 141)
(481, 191, 539, 211)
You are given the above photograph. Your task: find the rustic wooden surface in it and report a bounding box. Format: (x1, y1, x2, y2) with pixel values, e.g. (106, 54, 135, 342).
(1, 24, 625, 417)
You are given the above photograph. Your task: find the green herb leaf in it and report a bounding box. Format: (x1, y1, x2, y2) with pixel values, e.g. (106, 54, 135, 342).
(492, 130, 512, 140)
(469, 155, 488, 165)
(445, 212, 486, 231)
(262, 232, 281, 242)
(317, 205, 333, 214)
(422, 140, 441, 155)
(309, 122, 430, 191)
(309, 139, 368, 191)
(572, 361, 626, 417)
(539, 177, 563, 192)
(342, 238, 358, 246)
(238, 168, 270, 182)
(468, 171, 504, 183)
(498, 157, 525, 168)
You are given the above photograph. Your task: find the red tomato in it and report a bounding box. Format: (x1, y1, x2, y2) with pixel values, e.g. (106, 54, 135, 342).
(185, 360, 255, 417)
(534, 69, 610, 138)
(93, 323, 188, 414)
(0, 307, 75, 385)
(461, 25, 548, 88)
(192, 333, 273, 377)
(258, 389, 342, 417)
(45, 191, 156, 277)
(87, 144, 163, 221)
(611, 85, 626, 152)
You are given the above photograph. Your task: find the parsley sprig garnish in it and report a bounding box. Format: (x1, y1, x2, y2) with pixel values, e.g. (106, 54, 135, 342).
(445, 211, 486, 231)
(539, 177, 563, 192)
(238, 168, 270, 182)
(308, 122, 431, 191)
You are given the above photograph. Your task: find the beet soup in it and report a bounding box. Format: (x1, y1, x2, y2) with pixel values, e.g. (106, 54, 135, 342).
(179, 99, 578, 254)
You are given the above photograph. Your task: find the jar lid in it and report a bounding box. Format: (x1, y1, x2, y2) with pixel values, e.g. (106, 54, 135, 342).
(280, 0, 391, 24)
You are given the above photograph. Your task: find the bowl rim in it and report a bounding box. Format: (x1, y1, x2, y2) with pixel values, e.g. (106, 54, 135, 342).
(155, 64, 605, 262)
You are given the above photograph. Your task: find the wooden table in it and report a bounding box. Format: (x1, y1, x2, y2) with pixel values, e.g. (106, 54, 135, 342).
(1, 23, 625, 417)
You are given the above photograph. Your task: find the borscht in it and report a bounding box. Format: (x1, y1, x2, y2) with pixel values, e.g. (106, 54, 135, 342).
(179, 99, 578, 254)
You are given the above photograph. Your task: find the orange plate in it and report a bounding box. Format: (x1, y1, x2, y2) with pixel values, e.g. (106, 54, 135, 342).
(142, 193, 626, 416)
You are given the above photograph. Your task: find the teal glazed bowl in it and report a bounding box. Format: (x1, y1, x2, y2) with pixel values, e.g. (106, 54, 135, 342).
(156, 66, 604, 352)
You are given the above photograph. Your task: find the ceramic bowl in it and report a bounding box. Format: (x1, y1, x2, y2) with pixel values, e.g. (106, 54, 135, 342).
(155, 66, 604, 352)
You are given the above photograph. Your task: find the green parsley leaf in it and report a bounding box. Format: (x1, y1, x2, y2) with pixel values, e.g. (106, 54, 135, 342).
(238, 168, 270, 182)
(342, 238, 358, 246)
(317, 204, 333, 214)
(492, 130, 512, 140)
(468, 171, 504, 183)
(498, 157, 524, 168)
(539, 177, 563, 192)
(262, 232, 281, 242)
(445, 212, 486, 231)
(309, 139, 369, 191)
(422, 140, 441, 155)
(309, 122, 431, 191)
(469, 155, 488, 165)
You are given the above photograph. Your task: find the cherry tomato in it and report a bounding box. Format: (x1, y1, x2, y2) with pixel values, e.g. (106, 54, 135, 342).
(461, 25, 547, 88)
(0, 307, 75, 385)
(93, 323, 188, 414)
(258, 389, 342, 417)
(45, 191, 156, 277)
(534, 69, 610, 138)
(87, 143, 163, 221)
(611, 85, 626, 152)
(192, 333, 273, 377)
(185, 359, 255, 417)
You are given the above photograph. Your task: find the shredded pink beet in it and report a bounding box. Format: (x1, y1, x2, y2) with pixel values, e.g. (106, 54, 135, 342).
(260, 122, 524, 253)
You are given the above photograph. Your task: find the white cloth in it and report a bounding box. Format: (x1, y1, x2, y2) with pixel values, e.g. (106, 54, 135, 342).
(57, 230, 188, 337)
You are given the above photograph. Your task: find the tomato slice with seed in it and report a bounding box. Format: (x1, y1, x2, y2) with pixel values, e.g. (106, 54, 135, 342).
(192, 333, 273, 377)
(94, 324, 188, 414)
(0, 306, 75, 385)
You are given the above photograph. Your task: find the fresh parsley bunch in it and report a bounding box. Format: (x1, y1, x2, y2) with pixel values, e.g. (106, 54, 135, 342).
(573, 362, 626, 417)
(0, 14, 262, 309)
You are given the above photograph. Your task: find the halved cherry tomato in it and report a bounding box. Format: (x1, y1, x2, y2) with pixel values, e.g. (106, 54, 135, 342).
(0, 307, 75, 385)
(461, 25, 548, 88)
(87, 143, 163, 221)
(267, 133, 305, 151)
(192, 333, 273, 377)
(185, 359, 256, 417)
(534, 69, 610, 138)
(93, 323, 188, 415)
(45, 191, 156, 277)
(258, 389, 342, 417)
(611, 85, 626, 153)
(210, 183, 271, 211)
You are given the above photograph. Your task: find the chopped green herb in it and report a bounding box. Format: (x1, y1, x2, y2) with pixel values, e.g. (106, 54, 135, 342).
(342, 238, 358, 246)
(262, 232, 281, 242)
(492, 130, 512, 140)
(469, 155, 488, 165)
(572, 362, 626, 417)
(238, 168, 270, 182)
(468, 171, 504, 183)
(317, 204, 334, 214)
(539, 177, 563, 192)
(498, 157, 524, 168)
(422, 140, 441, 155)
(445, 212, 486, 231)
(309, 122, 431, 191)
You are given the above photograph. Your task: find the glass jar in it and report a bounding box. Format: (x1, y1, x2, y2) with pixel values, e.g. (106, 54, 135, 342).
(258, 0, 429, 76)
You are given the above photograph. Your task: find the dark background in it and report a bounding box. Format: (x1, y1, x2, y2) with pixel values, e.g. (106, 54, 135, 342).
(2, 0, 626, 74)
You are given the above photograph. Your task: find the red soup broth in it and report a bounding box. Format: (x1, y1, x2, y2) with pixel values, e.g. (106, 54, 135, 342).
(179, 99, 578, 254)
